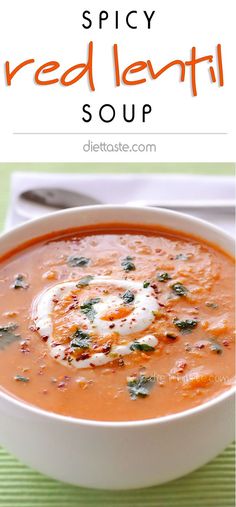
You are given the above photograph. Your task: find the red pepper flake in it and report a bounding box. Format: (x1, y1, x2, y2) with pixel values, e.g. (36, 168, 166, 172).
(102, 341, 112, 355)
(195, 341, 205, 349)
(151, 283, 159, 296)
(109, 323, 115, 329)
(175, 359, 187, 373)
(151, 283, 158, 290)
(67, 303, 77, 311)
(76, 352, 90, 361)
(20, 341, 30, 353)
(29, 324, 37, 332)
(223, 339, 230, 347)
(42, 335, 49, 342)
(58, 382, 66, 389)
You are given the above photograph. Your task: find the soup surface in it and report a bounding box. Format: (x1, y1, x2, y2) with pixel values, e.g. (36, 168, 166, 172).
(0, 224, 235, 421)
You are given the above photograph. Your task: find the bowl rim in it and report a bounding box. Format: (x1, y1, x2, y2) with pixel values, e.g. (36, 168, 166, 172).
(0, 204, 235, 429)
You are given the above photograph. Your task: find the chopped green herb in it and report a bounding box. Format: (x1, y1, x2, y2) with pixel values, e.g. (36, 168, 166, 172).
(171, 282, 188, 296)
(209, 339, 223, 354)
(175, 253, 191, 260)
(130, 341, 155, 352)
(14, 374, 29, 383)
(127, 375, 156, 400)
(12, 274, 29, 289)
(206, 302, 219, 309)
(67, 255, 90, 268)
(121, 290, 135, 304)
(80, 298, 101, 322)
(70, 329, 91, 349)
(143, 280, 150, 288)
(157, 272, 172, 282)
(0, 323, 18, 334)
(165, 332, 177, 340)
(76, 275, 94, 288)
(0, 323, 20, 350)
(173, 318, 198, 333)
(121, 256, 136, 272)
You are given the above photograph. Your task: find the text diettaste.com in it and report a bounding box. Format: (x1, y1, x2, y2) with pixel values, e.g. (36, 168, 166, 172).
(83, 140, 157, 153)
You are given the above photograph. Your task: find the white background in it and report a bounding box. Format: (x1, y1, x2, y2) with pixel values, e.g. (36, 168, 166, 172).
(0, 0, 235, 162)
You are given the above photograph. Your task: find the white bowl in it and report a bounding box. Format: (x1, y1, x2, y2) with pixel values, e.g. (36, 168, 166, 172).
(0, 206, 235, 489)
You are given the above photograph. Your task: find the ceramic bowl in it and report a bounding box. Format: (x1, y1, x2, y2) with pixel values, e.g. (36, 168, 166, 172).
(0, 206, 235, 489)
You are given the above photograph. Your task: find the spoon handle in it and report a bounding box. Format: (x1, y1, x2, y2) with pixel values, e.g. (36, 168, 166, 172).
(127, 199, 235, 210)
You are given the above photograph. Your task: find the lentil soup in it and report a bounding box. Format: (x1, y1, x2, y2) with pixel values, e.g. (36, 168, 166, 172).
(0, 224, 235, 421)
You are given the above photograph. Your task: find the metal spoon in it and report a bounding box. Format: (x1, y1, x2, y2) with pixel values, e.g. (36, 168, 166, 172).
(21, 188, 101, 208)
(16, 188, 102, 219)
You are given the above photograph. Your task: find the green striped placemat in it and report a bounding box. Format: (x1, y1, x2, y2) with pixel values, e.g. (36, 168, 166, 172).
(0, 445, 235, 507)
(0, 163, 235, 507)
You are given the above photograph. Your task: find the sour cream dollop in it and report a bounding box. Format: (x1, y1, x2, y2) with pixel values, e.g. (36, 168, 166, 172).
(33, 276, 159, 369)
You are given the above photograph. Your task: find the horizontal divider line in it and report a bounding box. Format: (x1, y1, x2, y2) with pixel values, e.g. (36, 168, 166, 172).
(13, 132, 228, 135)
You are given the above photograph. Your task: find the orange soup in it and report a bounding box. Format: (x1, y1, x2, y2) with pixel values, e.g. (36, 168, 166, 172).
(0, 224, 235, 421)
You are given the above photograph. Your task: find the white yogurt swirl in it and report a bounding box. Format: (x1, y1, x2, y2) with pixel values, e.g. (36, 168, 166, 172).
(33, 276, 159, 369)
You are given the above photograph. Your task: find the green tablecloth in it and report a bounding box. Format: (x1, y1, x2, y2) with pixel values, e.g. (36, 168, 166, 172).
(0, 163, 235, 507)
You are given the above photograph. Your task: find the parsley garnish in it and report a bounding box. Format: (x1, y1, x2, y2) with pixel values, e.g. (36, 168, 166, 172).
(173, 318, 198, 333)
(14, 374, 29, 383)
(165, 332, 177, 340)
(12, 274, 29, 289)
(68, 255, 90, 267)
(0, 323, 18, 333)
(0, 323, 20, 350)
(121, 290, 135, 304)
(70, 329, 91, 349)
(76, 275, 94, 288)
(206, 302, 218, 309)
(80, 298, 101, 322)
(127, 375, 156, 400)
(130, 341, 155, 352)
(121, 256, 136, 272)
(171, 282, 188, 296)
(157, 272, 172, 282)
(175, 253, 191, 260)
(209, 339, 223, 354)
(143, 281, 150, 288)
